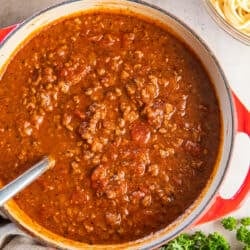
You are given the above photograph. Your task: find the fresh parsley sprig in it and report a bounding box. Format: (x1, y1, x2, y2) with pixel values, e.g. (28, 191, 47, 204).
(160, 216, 250, 250)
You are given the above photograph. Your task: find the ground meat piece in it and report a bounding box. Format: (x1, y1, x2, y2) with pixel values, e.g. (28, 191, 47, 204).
(42, 67, 57, 83)
(105, 212, 121, 226)
(132, 162, 146, 177)
(184, 140, 202, 156)
(130, 121, 151, 145)
(141, 82, 159, 104)
(131, 190, 145, 204)
(148, 164, 159, 176)
(91, 164, 109, 190)
(144, 100, 165, 129)
(122, 32, 135, 47)
(70, 190, 90, 205)
(105, 182, 128, 199)
(60, 63, 91, 85)
(178, 95, 188, 117)
(142, 195, 152, 207)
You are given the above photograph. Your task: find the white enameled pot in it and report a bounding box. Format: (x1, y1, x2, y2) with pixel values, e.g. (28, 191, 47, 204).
(0, 1, 248, 249)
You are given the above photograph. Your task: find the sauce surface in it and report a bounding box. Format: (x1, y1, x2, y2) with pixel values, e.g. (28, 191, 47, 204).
(0, 13, 220, 244)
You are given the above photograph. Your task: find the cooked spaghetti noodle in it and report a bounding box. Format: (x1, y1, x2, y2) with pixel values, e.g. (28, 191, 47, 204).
(210, 0, 250, 36)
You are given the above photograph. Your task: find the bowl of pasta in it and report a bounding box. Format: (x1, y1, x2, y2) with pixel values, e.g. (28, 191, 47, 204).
(205, 0, 250, 45)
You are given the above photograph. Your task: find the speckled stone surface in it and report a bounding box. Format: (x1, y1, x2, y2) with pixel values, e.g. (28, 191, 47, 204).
(0, 0, 63, 27)
(0, 1, 249, 249)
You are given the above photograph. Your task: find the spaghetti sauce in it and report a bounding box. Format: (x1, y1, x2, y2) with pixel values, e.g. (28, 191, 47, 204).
(0, 12, 221, 244)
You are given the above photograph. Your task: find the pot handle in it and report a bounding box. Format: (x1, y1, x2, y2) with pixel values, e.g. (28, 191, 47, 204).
(196, 94, 250, 224)
(0, 25, 18, 43)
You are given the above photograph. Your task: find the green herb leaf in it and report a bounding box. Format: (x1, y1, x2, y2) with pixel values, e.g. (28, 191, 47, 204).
(161, 216, 250, 250)
(236, 226, 250, 246)
(192, 231, 207, 248)
(161, 231, 230, 250)
(160, 234, 193, 250)
(221, 217, 238, 231)
(241, 217, 250, 227)
(207, 232, 230, 250)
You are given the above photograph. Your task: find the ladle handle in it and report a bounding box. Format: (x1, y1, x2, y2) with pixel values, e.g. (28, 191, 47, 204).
(0, 157, 54, 206)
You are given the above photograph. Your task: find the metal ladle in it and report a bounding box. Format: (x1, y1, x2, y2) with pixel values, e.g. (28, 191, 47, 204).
(0, 156, 55, 206)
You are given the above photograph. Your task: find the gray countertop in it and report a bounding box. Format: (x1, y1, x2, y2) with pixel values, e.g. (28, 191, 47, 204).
(0, 0, 249, 249)
(0, 0, 63, 27)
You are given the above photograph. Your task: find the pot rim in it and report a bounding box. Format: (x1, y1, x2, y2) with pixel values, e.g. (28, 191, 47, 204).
(0, 0, 235, 249)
